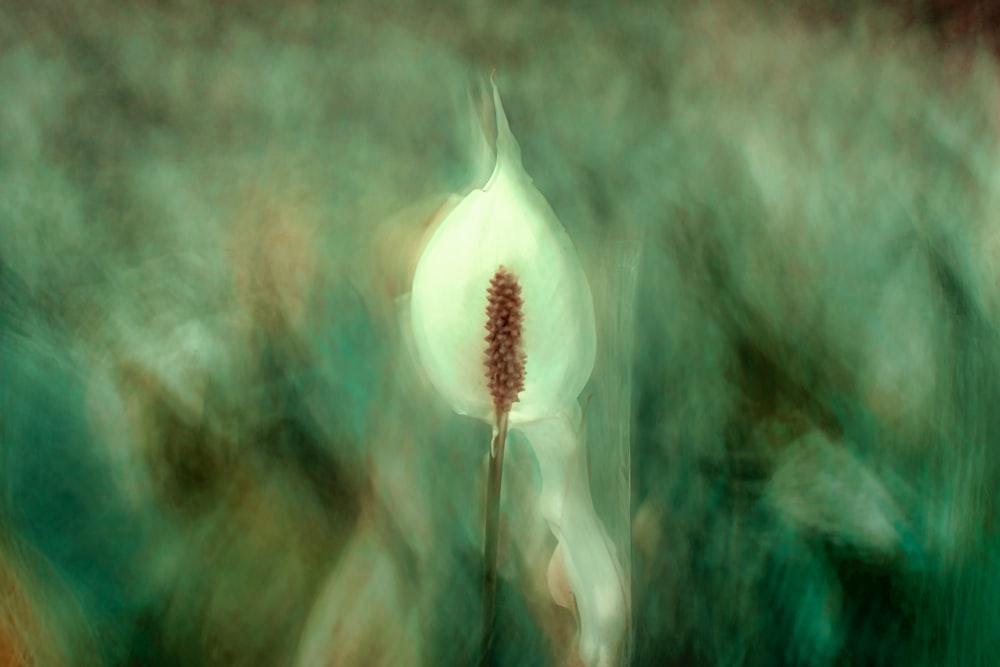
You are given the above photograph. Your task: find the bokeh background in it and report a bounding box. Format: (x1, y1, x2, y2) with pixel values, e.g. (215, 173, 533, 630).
(2, 1, 1000, 665)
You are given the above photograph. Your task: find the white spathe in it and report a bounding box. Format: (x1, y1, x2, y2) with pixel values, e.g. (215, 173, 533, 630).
(409, 82, 596, 426)
(408, 80, 625, 667)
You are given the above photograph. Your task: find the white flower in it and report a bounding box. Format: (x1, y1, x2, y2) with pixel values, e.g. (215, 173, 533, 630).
(409, 81, 596, 426)
(408, 79, 625, 667)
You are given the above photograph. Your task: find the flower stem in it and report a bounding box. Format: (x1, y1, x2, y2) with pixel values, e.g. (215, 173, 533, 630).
(479, 410, 509, 666)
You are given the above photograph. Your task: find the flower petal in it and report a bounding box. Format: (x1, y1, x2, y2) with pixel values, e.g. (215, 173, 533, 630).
(409, 81, 596, 425)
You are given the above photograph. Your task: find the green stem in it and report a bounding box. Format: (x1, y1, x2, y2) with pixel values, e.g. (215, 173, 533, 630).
(479, 411, 509, 666)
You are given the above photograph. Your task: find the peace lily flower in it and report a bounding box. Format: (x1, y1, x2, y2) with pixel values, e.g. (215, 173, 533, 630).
(409, 80, 626, 667)
(410, 89, 595, 427)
